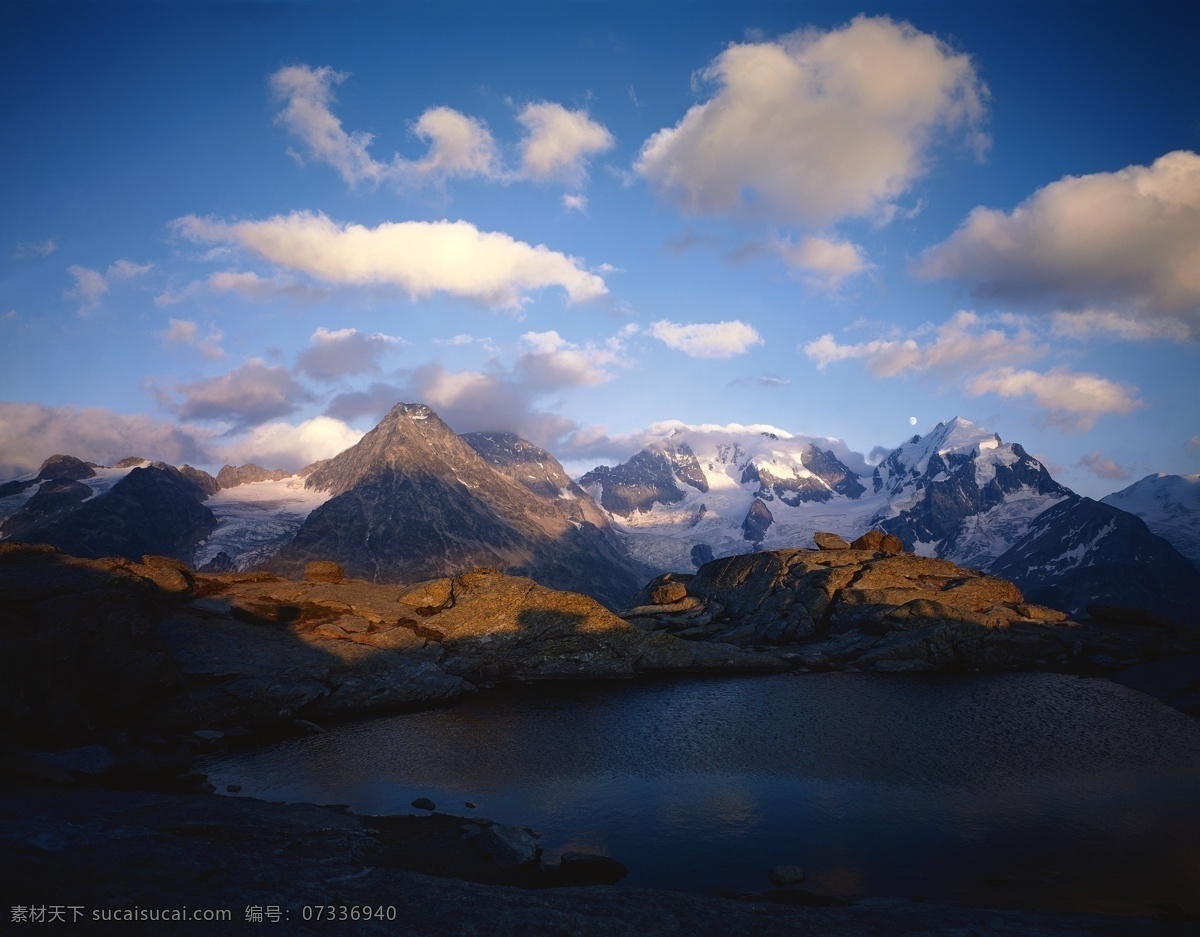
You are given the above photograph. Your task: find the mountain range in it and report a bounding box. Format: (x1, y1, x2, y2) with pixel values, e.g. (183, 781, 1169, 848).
(1, 405, 1197, 622)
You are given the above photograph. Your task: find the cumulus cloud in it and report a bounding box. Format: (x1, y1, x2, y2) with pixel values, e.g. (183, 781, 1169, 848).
(173, 211, 607, 311)
(515, 329, 625, 388)
(1187, 436, 1200, 452)
(559, 419, 872, 474)
(65, 265, 108, 313)
(402, 362, 577, 447)
(326, 326, 635, 449)
(219, 416, 363, 472)
(516, 102, 614, 183)
(156, 270, 328, 306)
(163, 359, 311, 430)
(1077, 451, 1131, 481)
(804, 310, 1042, 376)
(648, 320, 763, 358)
(0, 402, 216, 478)
(158, 318, 224, 360)
(965, 367, 1142, 431)
(295, 327, 402, 382)
(562, 194, 588, 214)
(65, 260, 152, 314)
(270, 64, 501, 189)
(778, 235, 872, 289)
(636, 15, 987, 225)
(918, 150, 1200, 338)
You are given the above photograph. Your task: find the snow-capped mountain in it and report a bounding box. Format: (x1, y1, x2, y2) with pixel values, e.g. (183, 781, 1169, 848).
(579, 417, 1069, 574)
(1101, 474, 1200, 568)
(0, 454, 330, 570)
(991, 495, 1200, 622)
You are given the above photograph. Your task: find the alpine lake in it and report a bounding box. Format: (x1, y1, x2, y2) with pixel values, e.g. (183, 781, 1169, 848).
(201, 670, 1200, 917)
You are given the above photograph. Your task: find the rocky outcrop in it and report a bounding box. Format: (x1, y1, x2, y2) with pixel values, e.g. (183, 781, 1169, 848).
(742, 497, 774, 542)
(215, 463, 290, 489)
(271, 403, 647, 609)
(0, 543, 782, 747)
(622, 546, 1198, 674)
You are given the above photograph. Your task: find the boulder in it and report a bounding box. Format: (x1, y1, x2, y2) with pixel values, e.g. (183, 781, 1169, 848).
(813, 532, 850, 550)
(472, 822, 542, 868)
(850, 529, 904, 554)
(304, 560, 345, 583)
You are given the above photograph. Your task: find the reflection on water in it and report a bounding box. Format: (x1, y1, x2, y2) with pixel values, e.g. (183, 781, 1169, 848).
(201, 672, 1200, 914)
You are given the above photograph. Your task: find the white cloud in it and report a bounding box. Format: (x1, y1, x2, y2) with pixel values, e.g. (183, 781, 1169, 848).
(562, 194, 588, 214)
(158, 318, 224, 360)
(1049, 308, 1190, 342)
(271, 65, 382, 186)
(778, 235, 871, 289)
(1186, 436, 1200, 452)
(270, 64, 501, 189)
(220, 416, 363, 472)
(965, 367, 1142, 431)
(107, 259, 153, 280)
(918, 150, 1200, 338)
(560, 419, 871, 475)
(636, 15, 987, 225)
(407, 106, 501, 184)
(296, 326, 402, 382)
(515, 330, 624, 388)
(173, 211, 607, 311)
(163, 359, 310, 430)
(65, 265, 108, 314)
(804, 310, 1043, 376)
(1077, 451, 1131, 481)
(517, 102, 614, 183)
(0, 402, 216, 479)
(648, 319, 763, 358)
(65, 260, 151, 314)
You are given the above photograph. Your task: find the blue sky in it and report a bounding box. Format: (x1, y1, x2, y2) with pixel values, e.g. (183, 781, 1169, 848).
(2, 1, 1198, 497)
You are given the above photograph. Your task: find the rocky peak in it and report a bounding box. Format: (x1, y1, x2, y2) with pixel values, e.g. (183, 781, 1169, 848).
(305, 402, 479, 497)
(578, 442, 707, 517)
(217, 463, 291, 490)
(37, 454, 96, 481)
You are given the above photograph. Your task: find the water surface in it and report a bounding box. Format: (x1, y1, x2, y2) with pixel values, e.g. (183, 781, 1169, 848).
(202, 672, 1200, 915)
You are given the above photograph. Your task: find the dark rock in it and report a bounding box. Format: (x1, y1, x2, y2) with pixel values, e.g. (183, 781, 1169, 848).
(0, 478, 92, 540)
(37, 454, 96, 481)
(304, 560, 345, 583)
(198, 551, 233, 572)
(813, 532, 850, 550)
(411, 797, 437, 811)
(472, 821, 541, 868)
(176, 464, 219, 497)
(691, 543, 715, 567)
(558, 851, 629, 883)
(742, 497, 774, 542)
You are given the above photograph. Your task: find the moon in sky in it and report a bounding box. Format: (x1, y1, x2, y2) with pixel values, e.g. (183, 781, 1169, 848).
(909, 416, 917, 425)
